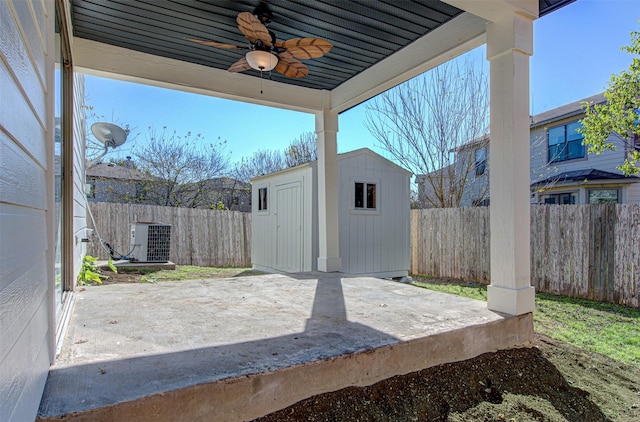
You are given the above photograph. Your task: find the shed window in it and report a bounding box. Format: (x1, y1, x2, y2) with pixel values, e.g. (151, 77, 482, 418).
(135, 183, 146, 201)
(87, 182, 95, 199)
(258, 187, 268, 211)
(355, 182, 377, 209)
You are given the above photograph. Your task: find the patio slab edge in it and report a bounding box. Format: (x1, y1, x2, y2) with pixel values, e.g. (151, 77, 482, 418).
(37, 313, 533, 422)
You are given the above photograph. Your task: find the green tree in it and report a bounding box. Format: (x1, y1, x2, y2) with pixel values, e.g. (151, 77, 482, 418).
(580, 26, 640, 176)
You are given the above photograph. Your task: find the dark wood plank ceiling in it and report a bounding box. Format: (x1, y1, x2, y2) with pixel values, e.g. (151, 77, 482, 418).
(70, 0, 574, 91)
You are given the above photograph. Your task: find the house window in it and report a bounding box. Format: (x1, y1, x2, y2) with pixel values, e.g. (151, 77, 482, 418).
(631, 133, 640, 155)
(548, 122, 585, 163)
(475, 147, 487, 177)
(258, 187, 268, 211)
(87, 182, 95, 199)
(543, 193, 576, 204)
(589, 189, 619, 204)
(135, 183, 146, 201)
(472, 198, 490, 207)
(355, 182, 377, 209)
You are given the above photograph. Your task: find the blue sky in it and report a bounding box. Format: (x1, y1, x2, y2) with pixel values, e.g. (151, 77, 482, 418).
(84, 0, 639, 164)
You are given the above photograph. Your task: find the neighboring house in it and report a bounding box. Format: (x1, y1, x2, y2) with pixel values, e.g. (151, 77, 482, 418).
(415, 136, 490, 208)
(453, 136, 490, 207)
(251, 148, 411, 277)
(415, 164, 456, 208)
(87, 162, 251, 211)
(418, 94, 640, 207)
(86, 159, 152, 203)
(530, 93, 640, 204)
(180, 177, 251, 211)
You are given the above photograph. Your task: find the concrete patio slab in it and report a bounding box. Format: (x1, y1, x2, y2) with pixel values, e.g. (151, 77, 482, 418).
(37, 273, 533, 421)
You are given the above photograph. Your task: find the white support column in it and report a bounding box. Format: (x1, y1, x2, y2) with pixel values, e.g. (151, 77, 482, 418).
(316, 92, 342, 272)
(486, 11, 535, 315)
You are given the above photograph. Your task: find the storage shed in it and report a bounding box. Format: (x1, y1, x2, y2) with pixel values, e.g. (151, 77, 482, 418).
(251, 148, 411, 277)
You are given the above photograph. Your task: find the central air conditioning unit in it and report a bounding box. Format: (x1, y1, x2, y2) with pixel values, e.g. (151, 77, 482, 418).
(129, 222, 171, 262)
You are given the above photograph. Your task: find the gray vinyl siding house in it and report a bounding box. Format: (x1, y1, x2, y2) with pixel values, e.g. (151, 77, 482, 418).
(415, 137, 490, 209)
(252, 148, 411, 278)
(420, 93, 640, 208)
(529, 93, 640, 205)
(86, 162, 152, 203)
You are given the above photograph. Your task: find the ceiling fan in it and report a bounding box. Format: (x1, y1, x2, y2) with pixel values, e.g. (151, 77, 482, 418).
(186, 2, 332, 78)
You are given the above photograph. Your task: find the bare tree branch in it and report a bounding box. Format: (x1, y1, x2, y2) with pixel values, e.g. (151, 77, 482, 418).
(233, 149, 285, 182)
(133, 127, 230, 207)
(365, 59, 489, 208)
(284, 132, 317, 167)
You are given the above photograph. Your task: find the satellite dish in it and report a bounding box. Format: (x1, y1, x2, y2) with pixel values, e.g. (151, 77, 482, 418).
(91, 122, 129, 148)
(87, 122, 130, 168)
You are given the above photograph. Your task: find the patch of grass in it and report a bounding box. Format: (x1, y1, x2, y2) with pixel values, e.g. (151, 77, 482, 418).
(534, 292, 640, 366)
(412, 281, 487, 301)
(133, 266, 264, 282)
(412, 276, 640, 366)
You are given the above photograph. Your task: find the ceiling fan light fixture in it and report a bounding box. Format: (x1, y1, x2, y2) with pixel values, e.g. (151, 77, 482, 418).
(246, 50, 278, 71)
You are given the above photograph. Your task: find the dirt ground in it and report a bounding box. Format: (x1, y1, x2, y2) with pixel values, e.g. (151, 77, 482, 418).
(252, 333, 639, 422)
(96, 270, 640, 421)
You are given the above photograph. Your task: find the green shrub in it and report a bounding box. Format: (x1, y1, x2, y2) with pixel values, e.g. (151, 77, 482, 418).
(78, 255, 103, 285)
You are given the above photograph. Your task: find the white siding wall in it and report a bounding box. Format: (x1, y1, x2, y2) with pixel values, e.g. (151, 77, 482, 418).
(251, 150, 410, 277)
(251, 165, 315, 272)
(0, 1, 54, 421)
(73, 73, 88, 278)
(338, 151, 410, 277)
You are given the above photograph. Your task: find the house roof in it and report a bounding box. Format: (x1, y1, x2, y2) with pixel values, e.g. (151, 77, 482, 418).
(530, 92, 606, 129)
(200, 177, 250, 190)
(70, 0, 573, 94)
(86, 163, 151, 181)
(531, 168, 639, 187)
(415, 163, 456, 180)
(451, 135, 490, 152)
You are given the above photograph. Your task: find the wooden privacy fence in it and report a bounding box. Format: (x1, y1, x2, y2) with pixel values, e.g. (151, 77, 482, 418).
(88, 202, 639, 306)
(411, 205, 640, 307)
(87, 202, 251, 267)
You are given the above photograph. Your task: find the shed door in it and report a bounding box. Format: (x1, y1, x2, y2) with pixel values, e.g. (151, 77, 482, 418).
(275, 182, 303, 272)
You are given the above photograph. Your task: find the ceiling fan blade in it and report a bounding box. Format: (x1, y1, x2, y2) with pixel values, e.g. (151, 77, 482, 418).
(186, 38, 248, 50)
(278, 38, 333, 59)
(228, 57, 252, 73)
(275, 55, 309, 78)
(237, 11, 272, 47)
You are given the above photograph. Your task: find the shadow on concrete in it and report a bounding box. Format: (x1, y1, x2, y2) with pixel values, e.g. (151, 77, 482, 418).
(38, 273, 400, 419)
